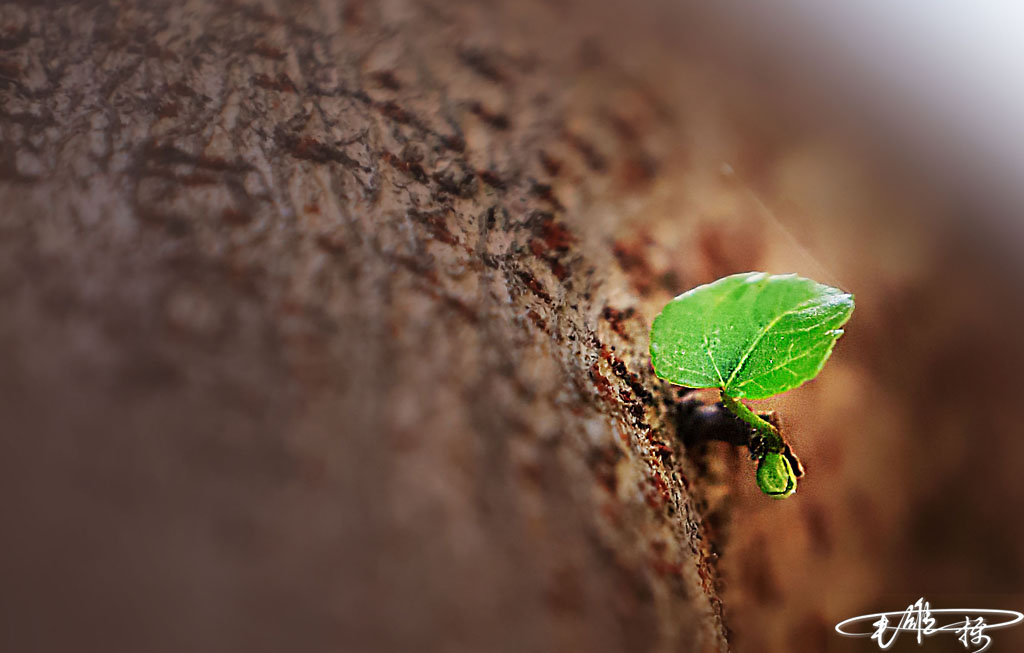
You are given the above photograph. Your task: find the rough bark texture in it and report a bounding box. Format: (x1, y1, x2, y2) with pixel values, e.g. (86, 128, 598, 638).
(0, 2, 730, 652)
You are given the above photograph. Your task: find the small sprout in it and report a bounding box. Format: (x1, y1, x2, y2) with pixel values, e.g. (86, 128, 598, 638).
(650, 272, 854, 498)
(756, 452, 797, 499)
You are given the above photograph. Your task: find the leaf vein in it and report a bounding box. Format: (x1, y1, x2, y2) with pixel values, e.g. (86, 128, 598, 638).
(723, 296, 822, 391)
(734, 343, 829, 390)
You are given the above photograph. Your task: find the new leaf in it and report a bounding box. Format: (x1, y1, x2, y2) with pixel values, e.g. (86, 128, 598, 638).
(649, 272, 854, 399)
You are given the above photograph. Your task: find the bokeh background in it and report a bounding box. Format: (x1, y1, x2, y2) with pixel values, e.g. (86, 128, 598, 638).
(621, 2, 1024, 651)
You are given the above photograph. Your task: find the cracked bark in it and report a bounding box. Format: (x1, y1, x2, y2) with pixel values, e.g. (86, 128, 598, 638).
(0, 2, 731, 652)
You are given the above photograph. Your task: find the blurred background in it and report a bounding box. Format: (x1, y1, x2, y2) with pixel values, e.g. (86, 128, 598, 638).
(4, 1, 1024, 652)
(623, 1, 1024, 651)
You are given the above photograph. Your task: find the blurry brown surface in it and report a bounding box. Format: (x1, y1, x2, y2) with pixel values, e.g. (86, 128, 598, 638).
(0, 1, 729, 652)
(3, 1, 1024, 653)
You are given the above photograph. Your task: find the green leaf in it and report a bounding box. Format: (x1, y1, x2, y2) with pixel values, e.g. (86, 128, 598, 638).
(649, 272, 854, 399)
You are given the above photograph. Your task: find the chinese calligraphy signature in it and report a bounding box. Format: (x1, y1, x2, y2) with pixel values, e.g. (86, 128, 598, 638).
(835, 598, 1023, 653)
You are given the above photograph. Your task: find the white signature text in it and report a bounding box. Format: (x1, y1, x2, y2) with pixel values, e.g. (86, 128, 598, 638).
(835, 598, 1023, 652)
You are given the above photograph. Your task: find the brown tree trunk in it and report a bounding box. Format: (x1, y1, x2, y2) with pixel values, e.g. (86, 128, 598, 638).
(0, 1, 730, 652)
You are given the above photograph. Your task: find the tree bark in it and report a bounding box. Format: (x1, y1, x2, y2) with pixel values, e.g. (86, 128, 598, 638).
(0, 1, 730, 652)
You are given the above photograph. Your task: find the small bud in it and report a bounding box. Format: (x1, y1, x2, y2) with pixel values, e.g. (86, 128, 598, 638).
(756, 451, 797, 499)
